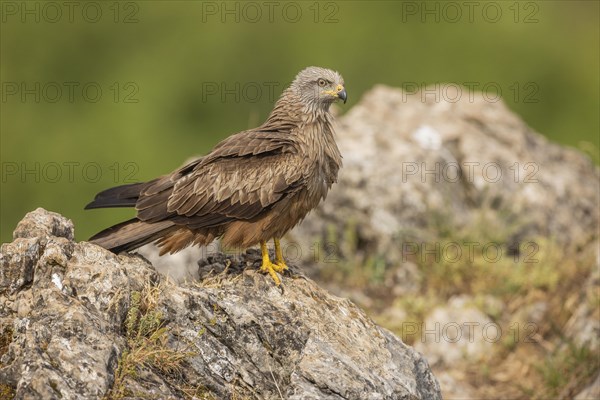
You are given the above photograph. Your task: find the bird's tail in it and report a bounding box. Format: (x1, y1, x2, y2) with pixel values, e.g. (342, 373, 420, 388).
(85, 181, 177, 253)
(89, 218, 176, 254)
(84, 182, 147, 209)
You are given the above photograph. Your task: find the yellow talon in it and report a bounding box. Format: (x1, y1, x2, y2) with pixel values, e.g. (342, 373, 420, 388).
(260, 240, 282, 285)
(274, 238, 288, 272)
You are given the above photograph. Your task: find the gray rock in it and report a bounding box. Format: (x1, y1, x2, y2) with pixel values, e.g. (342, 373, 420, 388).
(13, 207, 74, 241)
(414, 296, 494, 367)
(283, 86, 600, 398)
(0, 208, 441, 400)
(289, 85, 599, 274)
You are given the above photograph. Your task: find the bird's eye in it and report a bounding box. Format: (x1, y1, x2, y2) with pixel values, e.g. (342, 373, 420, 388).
(318, 79, 327, 87)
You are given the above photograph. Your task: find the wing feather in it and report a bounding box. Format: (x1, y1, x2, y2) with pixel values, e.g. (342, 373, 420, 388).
(134, 129, 305, 230)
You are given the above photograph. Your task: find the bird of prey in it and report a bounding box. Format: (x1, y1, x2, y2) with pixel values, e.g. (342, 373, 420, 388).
(85, 66, 346, 285)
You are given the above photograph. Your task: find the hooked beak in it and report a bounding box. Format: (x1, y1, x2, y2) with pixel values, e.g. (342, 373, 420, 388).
(338, 86, 347, 104)
(324, 84, 348, 104)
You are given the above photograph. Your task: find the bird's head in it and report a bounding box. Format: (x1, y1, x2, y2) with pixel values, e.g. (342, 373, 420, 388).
(290, 66, 346, 109)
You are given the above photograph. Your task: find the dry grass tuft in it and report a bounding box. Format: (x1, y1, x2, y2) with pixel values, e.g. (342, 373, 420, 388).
(106, 281, 207, 399)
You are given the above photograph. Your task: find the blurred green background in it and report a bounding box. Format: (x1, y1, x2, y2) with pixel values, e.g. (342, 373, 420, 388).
(1, 0, 598, 243)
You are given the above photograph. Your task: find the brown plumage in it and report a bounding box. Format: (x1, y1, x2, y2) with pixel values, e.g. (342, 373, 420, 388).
(85, 66, 346, 284)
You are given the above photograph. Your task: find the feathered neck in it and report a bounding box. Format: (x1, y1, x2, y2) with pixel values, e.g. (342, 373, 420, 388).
(264, 87, 332, 128)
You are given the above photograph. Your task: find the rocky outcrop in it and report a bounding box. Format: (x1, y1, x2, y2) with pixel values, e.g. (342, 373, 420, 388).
(284, 85, 599, 398)
(0, 208, 441, 400)
(289, 85, 599, 270)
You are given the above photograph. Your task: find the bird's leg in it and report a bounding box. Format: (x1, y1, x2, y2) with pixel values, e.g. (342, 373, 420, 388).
(273, 238, 288, 272)
(259, 240, 282, 286)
